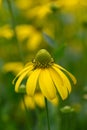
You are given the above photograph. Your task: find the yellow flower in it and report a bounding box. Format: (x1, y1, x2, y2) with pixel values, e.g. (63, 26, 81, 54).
(59, 0, 79, 7)
(20, 93, 58, 110)
(26, 4, 51, 19)
(15, 0, 32, 10)
(16, 24, 42, 50)
(0, 24, 13, 39)
(20, 93, 45, 110)
(3, 62, 23, 74)
(13, 49, 77, 101)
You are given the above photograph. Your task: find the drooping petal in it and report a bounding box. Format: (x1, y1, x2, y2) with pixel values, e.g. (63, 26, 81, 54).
(48, 67, 68, 100)
(26, 69, 41, 96)
(12, 64, 33, 84)
(39, 69, 56, 100)
(54, 64, 77, 84)
(52, 65, 71, 93)
(15, 70, 30, 92)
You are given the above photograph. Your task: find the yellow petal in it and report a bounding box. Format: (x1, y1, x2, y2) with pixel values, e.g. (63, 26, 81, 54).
(24, 95, 35, 109)
(34, 93, 45, 108)
(39, 69, 56, 100)
(54, 64, 77, 84)
(53, 65, 71, 93)
(12, 64, 33, 84)
(49, 67, 68, 100)
(15, 70, 29, 92)
(24, 62, 33, 67)
(26, 69, 41, 96)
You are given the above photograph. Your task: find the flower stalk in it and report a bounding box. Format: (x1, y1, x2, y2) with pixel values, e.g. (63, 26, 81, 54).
(6, 0, 31, 128)
(6, 0, 24, 62)
(45, 98, 51, 130)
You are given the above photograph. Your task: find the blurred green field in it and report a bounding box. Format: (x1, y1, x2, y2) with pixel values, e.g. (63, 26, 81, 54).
(0, 0, 87, 130)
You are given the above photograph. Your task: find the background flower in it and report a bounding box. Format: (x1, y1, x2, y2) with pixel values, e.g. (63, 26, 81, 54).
(0, 24, 13, 39)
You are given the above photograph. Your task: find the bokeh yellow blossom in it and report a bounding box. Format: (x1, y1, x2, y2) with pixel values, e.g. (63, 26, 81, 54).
(21, 93, 45, 109)
(13, 49, 77, 101)
(21, 93, 45, 110)
(21, 93, 58, 110)
(58, 0, 79, 7)
(15, 0, 32, 10)
(0, 24, 13, 39)
(16, 24, 42, 50)
(15, 0, 52, 19)
(26, 4, 51, 19)
(3, 62, 23, 75)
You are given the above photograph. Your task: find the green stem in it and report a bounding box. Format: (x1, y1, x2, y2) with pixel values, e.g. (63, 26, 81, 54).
(21, 95, 32, 130)
(6, 0, 31, 129)
(6, 0, 24, 62)
(22, 95, 29, 115)
(45, 98, 51, 130)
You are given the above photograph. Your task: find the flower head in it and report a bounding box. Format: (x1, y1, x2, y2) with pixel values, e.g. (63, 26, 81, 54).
(13, 49, 77, 101)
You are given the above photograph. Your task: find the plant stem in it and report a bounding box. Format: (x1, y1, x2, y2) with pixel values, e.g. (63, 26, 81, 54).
(6, 0, 31, 129)
(6, 0, 24, 62)
(21, 95, 32, 130)
(45, 98, 51, 130)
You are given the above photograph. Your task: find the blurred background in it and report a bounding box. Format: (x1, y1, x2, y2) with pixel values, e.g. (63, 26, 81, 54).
(0, 0, 87, 130)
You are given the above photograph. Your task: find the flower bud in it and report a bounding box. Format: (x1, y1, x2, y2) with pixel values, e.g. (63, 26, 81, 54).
(60, 105, 74, 113)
